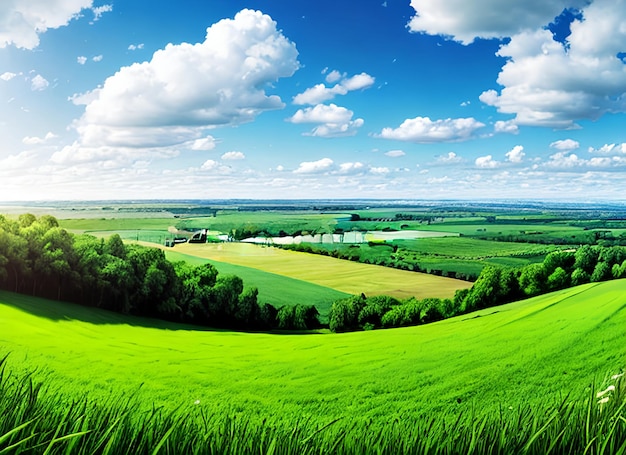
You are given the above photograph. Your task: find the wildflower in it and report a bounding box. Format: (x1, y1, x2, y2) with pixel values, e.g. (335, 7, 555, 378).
(611, 372, 624, 380)
(596, 385, 615, 398)
(194, 399, 201, 405)
(598, 397, 610, 405)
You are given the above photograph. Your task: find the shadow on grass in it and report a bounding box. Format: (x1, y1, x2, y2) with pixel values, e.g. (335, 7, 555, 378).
(0, 289, 326, 335)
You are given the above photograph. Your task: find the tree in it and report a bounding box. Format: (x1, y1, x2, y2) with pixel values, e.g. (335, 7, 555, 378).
(574, 245, 599, 274)
(547, 267, 569, 290)
(571, 267, 590, 286)
(590, 261, 611, 282)
(519, 263, 546, 296)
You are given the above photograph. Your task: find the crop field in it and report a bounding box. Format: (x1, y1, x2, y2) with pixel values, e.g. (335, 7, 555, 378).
(163, 250, 349, 320)
(393, 237, 563, 258)
(166, 242, 472, 299)
(1, 280, 625, 449)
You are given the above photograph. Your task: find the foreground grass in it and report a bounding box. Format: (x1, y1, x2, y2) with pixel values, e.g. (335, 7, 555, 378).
(166, 242, 471, 299)
(1, 358, 624, 454)
(1, 280, 625, 423)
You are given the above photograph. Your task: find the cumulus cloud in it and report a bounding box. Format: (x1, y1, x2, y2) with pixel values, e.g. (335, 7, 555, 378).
(77, 56, 87, 65)
(293, 71, 375, 105)
(293, 157, 334, 174)
(188, 136, 217, 151)
(494, 120, 519, 134)
(288, 103, 364, 137)
(71, 9, 299, 149)
(475, 155, 500, 169)
(505, 145, 525, 163)
(377, 116, 484, 143)
(0, 0, 93, 49)
(550, 139, 580, 151)
(201, 159, 219, 171)
(385, 150, 405, 158)
(221, 151, 245, 160)
(30, 74, 49, 91)
(407, 0, 586, 44)
(436, 151, 464, 164)
(338, 162, 365, 174)
(480, 0, 626, 128)
(0, 72, 17, 81)
(589, 143, 626, 155)
(92, 54, 103, 62)
(128, 43, 144, 51)
(22, 131, 58, 145)
(91, 4, 112, 21)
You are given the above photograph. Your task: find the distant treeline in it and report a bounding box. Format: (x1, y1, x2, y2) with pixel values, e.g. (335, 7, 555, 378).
(0, 214, 319, 331)
(328, 244, 626, 332)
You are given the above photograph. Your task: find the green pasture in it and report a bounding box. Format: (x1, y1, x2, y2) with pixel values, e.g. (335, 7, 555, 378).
(163, 250, 349, 320)
(60, 217, 174, 233)
(169, 242, 472, 300)
(1, 280, 625, 426)
(394, 237, 562, 258)
(175, 211, 344, 236)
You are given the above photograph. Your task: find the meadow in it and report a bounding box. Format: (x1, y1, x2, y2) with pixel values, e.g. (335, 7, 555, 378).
(167, 242, 472, 299)
(1, 279, 625, 453)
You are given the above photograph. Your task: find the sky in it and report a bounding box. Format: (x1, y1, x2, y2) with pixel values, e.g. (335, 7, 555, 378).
(1, 0, 626, 201)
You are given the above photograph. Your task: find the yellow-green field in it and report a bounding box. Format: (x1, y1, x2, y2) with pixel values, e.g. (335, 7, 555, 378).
(162, 242, 472, 299)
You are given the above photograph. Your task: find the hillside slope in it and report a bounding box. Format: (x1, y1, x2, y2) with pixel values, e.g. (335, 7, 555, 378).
(1, 280, 625, 421)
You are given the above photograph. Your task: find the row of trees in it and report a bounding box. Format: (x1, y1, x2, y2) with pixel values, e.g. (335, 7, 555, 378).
(0, 214, 320, 331)
(328, 245, 626, 332)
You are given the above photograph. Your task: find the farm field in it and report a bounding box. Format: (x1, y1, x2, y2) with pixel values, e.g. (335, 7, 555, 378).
(1, 279, 625, 435)
(163, 241, 472, 299)
(163, 250, 349, 320)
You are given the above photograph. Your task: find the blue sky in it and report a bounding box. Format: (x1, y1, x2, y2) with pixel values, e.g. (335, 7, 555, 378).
(1, 0, 626, 201)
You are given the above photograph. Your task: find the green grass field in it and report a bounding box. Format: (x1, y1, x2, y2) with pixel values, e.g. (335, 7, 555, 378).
(163, 250, 349, 320)
(167, 242, 472, 299)
(2, 280, 625, 423)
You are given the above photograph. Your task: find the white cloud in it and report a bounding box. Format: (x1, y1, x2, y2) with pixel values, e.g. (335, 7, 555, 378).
(77, 56, 87, 65)
(0, 0, 93, 49)
(505, 145, 525, 163)
(294, 157, 334, 174)
(128, 43, 144, 51)
(589, 143, 626, 155)
(550, 139, 580, 151)
(221, 151, 245, 160)
(338, 162, 365, 174)
(30, 74, 49, 91)
(91, 4, 112, 21)
(0, 151, 37, 170)
(407, 0, 586, 44)
(188, 136, 217, 151)
(370, 166, 390, 175)
(436, 151, 463, 164)
(293, 72, 375, 105)
(0, 72, 17, 81)
(494, 120, 519, 134)
(385, 150, 405, 158)
(72, 9, 299, 148)
(378, 116, 484, 143)
(92, 54, 103, 62)
(480, 1, 626, 128)
(288, 103, 364, 137)
(325, 69, 343, 83)
(201, 159, 218, 171)
(475, 155, 500, 169)
(22, 131, 57, 145)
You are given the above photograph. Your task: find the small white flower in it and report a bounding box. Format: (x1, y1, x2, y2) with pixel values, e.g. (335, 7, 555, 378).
(598, 397, 610, 405)
(596, 385, 615, 398)
(194, 400, 201, 405)
(611, 373, 624, 380)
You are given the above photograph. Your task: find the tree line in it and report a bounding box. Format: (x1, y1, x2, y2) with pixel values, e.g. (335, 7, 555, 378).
(328, 244, 626, 332)
(0, 214, 319, 331)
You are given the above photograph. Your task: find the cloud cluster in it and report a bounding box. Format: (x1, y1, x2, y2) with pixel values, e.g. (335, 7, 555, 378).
(293, 71, 375, 105)
(480, 1, 626, 128)
(288, 103, 364, 137)
(0, 0, 93, 49)
(378, 116, 484, 143)
(407, 0, 586, 44)
(71, 9, 299, 150)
